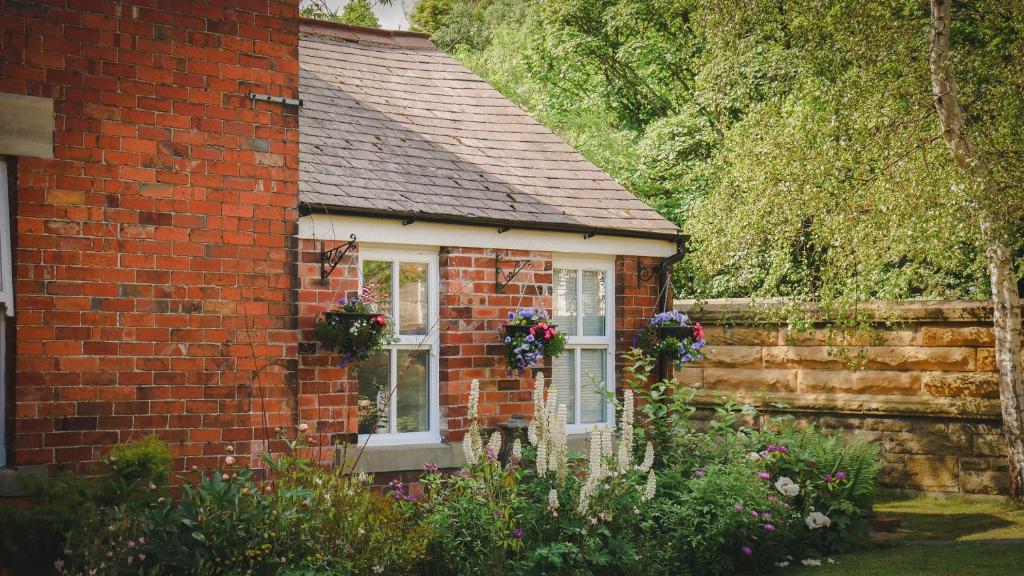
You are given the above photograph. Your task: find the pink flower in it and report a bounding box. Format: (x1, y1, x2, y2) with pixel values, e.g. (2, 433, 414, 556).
(741, 545, 753, 556)
(763, 524, 776, 532)
(758, 471, 770, 480)
(733, 503, 743, 511)
(224, 456, 235, 466)
(693, 322, 704, 341)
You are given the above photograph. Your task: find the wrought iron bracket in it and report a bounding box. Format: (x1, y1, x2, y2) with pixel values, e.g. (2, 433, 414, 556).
(637, 236, 690, 288)
(495, 252, 533, 293)
(321, 234, 357, 282)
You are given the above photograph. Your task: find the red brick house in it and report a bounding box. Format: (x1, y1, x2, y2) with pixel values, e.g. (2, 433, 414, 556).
(0, 2, 679, 483)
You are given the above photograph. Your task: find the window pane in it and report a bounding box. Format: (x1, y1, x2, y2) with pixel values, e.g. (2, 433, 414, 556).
(581, 270, 606, 336)
(362, 260, 393, 318)
(553, 268, 577, 336)
(396, 349, 430, 433)
(551, 349, 576, 425)
(398, 262, 428, 335)
(357, 351, 390, 434)
(580, 349, 607, 423)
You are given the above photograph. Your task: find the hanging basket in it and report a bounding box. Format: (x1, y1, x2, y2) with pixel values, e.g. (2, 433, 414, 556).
(315, 310, 393, 363)
(656, 325, 695, 341)
(505, 324, 558, 337)
(323, 311, 378, 324)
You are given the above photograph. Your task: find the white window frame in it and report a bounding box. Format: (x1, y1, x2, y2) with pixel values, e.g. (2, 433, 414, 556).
(552, 255, 616, 435)
(0, 161, 9, 467)
(357, 245, 440, 446)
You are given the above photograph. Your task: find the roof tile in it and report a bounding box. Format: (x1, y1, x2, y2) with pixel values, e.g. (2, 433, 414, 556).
(298, 21, 677, 238)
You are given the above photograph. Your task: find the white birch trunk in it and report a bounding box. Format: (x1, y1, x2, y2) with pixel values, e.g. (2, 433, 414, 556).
(930, 0, 1024, 499)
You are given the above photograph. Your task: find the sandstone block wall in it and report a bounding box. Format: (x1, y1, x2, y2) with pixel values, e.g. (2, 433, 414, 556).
(674, 299, 1018, 495)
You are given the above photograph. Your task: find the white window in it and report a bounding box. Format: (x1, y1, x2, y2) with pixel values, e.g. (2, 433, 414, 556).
(356, 246, 439, 445)
(551, 257, 615, 433)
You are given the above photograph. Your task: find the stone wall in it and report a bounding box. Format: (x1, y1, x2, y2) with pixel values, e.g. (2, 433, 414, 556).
(674, 299, 1017, 495)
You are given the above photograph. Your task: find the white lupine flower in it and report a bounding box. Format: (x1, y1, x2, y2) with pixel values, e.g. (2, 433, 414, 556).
(601, 426, 613, 459)
(774, 476, 800, 497)
(511, 438, 522, 462)
(463, 380, 483, 465)
(577, 488, 591, 515)
(468, 379, 480, 419)
(642, 470, 656, 501)
(487, 430, 502, 457)
(547, 489, 559, 515)
(536, 442, 548, 476)
(801, 559, 822, 567)
(638, 442, 655, 472)
(532, 368, 548, 440)
(617, 389, 634, 473)
(552, 404, 568, 481)
(805, 511, 831, 530)
(588, 427, 604, 481)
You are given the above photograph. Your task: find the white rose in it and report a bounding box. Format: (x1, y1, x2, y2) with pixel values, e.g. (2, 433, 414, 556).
(774, 476, 800, 497)
(805, 511, 831, 530)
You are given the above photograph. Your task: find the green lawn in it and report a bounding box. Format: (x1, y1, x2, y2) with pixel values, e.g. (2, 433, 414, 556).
(784, 497, 1024, 575)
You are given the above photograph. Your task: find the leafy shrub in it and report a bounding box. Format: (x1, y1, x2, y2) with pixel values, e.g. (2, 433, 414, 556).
(0, 435, 173, 576)
(108, 434, 174, 488)
(57, 429, 428, 576)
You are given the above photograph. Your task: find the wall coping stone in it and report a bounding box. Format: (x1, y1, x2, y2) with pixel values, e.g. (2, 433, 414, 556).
(687, 389, 1001, 420)
(672, 299, 1013, 323)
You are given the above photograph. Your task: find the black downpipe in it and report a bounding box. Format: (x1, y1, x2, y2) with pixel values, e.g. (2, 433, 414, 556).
(655, 236, 689, 380)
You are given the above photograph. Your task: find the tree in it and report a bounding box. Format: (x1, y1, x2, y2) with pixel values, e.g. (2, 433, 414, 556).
(423, 0, 1024, 497)
(928, 0, 1024, 500)
(300, 0, 385, 29)
(410, 0, 454, 34)
(340, 0, 381, 28)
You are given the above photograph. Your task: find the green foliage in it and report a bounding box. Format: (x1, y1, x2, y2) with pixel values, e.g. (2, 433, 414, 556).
(300, 0, 391, 29)
(57, 430, 428, 576)
(340, 0, 381, 28)
(108, 434, 173, 487)
(0, 436, 174, 575)
(410, 0, 453, 34)
(423, 0, 1024, 301)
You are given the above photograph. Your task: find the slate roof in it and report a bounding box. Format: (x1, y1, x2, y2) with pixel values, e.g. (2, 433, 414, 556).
(298, 20, 679, 240)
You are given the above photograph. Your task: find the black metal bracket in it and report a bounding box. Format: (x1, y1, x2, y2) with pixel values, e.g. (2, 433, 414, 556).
(321, 234, 357, 282)
(637, 236, 690, 288)
(495, 252, 533, 293)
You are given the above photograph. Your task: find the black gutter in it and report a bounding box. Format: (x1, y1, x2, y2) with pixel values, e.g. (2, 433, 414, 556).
(298, 202, 681, 243)
(657, 236, 689, 313)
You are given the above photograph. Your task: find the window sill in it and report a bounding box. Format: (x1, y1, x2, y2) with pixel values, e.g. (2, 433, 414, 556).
(0, 464, 48, 497)
(338, 442, 464, 474)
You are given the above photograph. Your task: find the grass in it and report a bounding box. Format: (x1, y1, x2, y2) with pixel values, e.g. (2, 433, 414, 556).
(784, 496, 1024, 575)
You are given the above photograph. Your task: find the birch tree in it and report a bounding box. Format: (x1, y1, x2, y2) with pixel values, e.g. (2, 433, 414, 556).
(929, 0, 1023, 500)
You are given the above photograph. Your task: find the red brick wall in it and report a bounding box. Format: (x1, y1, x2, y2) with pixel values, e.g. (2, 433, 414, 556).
(439, 247, 551, 441)
(615, 255, 664, 377)
(296, 237, 360, 444)
(2, 0, 301, 472)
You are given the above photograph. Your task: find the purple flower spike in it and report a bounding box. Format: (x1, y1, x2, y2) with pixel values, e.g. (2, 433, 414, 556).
(513, 528, 523, 539)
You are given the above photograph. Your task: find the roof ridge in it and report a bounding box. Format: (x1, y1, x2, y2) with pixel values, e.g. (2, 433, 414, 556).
(298, 17, 436, 50)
